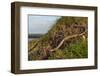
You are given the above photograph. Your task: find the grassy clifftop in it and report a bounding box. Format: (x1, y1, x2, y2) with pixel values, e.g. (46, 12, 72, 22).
(28, 16, 88, 60)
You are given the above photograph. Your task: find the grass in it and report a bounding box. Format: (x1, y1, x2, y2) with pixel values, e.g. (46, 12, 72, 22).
(48, 39, 88, 59)
(28, 16, 88, 60)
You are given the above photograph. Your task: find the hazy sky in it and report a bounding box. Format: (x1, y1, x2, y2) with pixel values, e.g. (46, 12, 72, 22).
(28, 15, 60, 34)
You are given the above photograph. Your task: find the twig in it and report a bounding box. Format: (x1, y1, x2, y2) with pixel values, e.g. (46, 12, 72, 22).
(51, 30, 87, 52)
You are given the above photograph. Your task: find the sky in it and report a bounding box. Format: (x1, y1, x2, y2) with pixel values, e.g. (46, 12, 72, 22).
(28, 15, 60, 34)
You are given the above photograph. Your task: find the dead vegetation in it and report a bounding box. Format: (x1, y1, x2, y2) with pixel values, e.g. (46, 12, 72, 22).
(28, 16, 88, 60)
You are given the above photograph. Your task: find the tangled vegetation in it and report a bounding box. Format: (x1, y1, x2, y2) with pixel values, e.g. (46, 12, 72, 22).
(28, 16, 88, 60)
